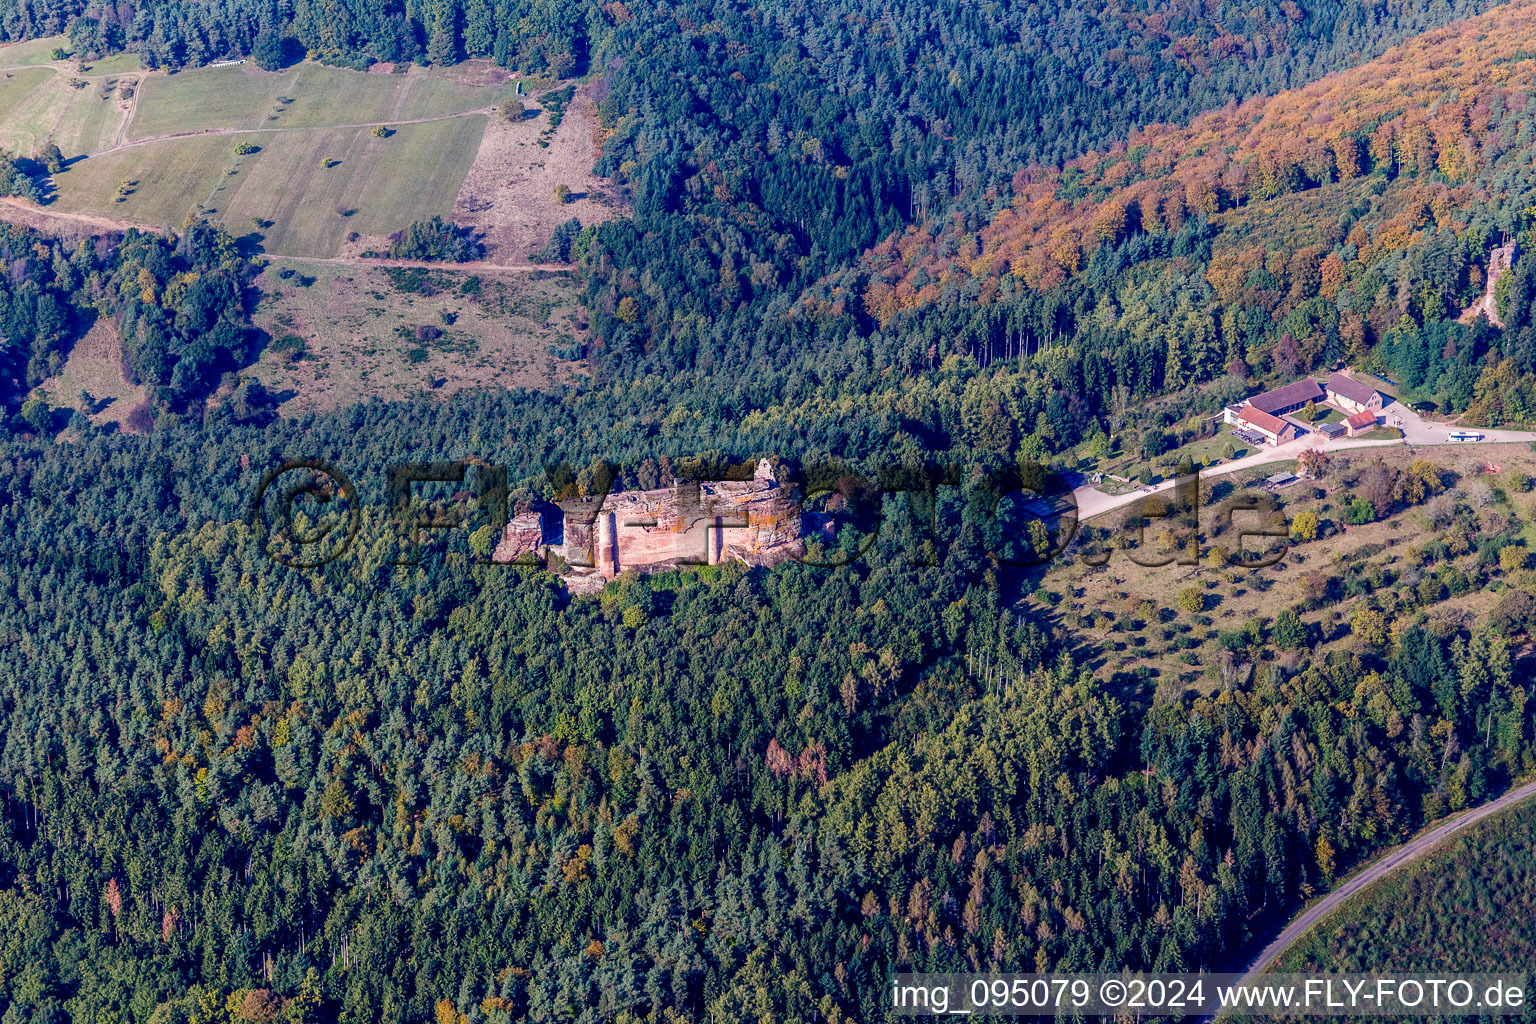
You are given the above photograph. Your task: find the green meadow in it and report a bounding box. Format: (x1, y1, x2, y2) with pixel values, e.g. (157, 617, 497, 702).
(0, 44, 519, 256)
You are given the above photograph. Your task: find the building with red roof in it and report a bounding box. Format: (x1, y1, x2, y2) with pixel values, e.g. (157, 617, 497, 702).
(1344, 409, 1378, 436)
(1236, 404, 1300, 445)
(1327, 372, 1385, 415)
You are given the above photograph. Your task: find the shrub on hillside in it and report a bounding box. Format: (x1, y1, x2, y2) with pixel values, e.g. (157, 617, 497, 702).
(1290, 509, 1320, 542)
(1345, 498, 1377, 525)
(0, 151, 43, 203)
(533, 218, 582, 264)
(123, 400, 155, 434)
(388, 216, 484, 263)
(269, 334, 306, 362)
(38, 142, 63, 174)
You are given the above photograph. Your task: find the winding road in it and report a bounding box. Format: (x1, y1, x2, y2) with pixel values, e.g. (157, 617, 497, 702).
(1214, 778, 1536, 1017)
(1071, 434, 1403, 522)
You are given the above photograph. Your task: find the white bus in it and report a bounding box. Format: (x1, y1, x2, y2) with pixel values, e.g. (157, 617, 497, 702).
(1448, 430, 1484, 442)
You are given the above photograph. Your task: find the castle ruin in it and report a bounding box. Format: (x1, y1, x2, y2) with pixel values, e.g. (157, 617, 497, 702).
(492, 459, 803, 590)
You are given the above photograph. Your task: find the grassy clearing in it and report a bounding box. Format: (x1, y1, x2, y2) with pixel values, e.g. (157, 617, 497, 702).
(453, 84, 620, 260)
(11, 48, 591, 410)
(248, 262, 586, 414)
(79, 53, 143, 75)
(32, 56, 530, 256)
(0, 36, 71, 68)
(0, 34, 142, 74)
(1160, 433, 1250, 470)
(0, 67, 55, 152)
(38, 319, 148, 430)
(127, 62, 520, 140)
(51, 115, 486, 253)
(0, 35, 142, 157)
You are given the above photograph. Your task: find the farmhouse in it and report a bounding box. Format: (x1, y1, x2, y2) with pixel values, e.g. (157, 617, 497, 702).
(1344, 409, 1378, 436)
(1326, 372, 1385, 414)
(1222, 371, 1387, 447)
(1252, 378, 1325, 416)
(493, 459, 803, 589)
(1223, 377, 1325, 424)
(1235, 404, 1300, 446)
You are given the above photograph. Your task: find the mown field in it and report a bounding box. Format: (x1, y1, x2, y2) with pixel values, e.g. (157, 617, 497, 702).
(0, 35, 140, 73)
(0, 49, 137, 156)
(125, 61, 520, 139)
(50, 115, 487, 253)
(0, 35, 67, 67)
(1277, 799, 1536, 972)
(1, 45, 528, 256)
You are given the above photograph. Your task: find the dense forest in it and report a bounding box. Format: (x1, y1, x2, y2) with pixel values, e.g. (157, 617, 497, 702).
(0, 395, 1530, 1023)
(573, 0, 1499, 361)
(0, 222, 256, 421)
(2, 0, 1536, 1020)
(550, 0, 1536, 508)
(822, 3, 1536, 417)
(10, 0, 1536, 444)
(6, 0, 1500, 109)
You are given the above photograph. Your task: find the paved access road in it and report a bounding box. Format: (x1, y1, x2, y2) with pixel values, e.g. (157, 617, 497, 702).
(1073, 404, 1536, 523)
(1219, 778, 1536, 1013)
(1072, 432, 1401, 522)
(1386, 402, 1536, 446)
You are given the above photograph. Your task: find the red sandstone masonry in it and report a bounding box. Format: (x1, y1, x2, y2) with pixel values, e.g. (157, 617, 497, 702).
(493, 460, 803, 583)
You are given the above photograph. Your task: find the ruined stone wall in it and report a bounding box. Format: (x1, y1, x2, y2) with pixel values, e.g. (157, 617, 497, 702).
(490, 512, 545, 564)
(494, 460, 802, 584)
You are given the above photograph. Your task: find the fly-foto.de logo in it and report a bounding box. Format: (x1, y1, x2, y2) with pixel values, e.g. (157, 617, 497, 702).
(246, 457, 1290, 575)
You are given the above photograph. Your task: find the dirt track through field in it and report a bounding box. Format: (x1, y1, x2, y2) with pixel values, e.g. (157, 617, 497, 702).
(111, 73, 141, 149)
(263, 253, 571, 273)
(0, 195, 153, 233)
(0, 199, 573, 274)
